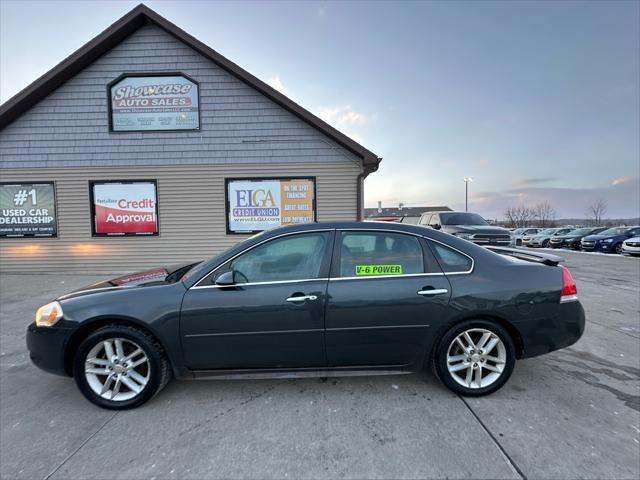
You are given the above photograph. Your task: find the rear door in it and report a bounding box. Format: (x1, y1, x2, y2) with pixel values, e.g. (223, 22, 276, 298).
(324, 229, 452, 367)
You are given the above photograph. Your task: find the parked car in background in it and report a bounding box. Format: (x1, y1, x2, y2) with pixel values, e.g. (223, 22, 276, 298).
(26, 221, 584, 409)
(526, 228, 574, 248)
(622, 237, 640, 256)
(417, 211, 511, 246)
(510, 228, 542, 246)
(549, 227, 607, 250)
(581, 226, 640, 254)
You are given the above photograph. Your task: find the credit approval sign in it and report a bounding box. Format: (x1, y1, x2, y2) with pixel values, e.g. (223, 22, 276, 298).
(226, 178, 316, 233)
(90, 181, 158, 236)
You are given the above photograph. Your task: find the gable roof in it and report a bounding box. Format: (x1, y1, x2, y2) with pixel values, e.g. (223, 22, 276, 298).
(0, 4, 381, 174)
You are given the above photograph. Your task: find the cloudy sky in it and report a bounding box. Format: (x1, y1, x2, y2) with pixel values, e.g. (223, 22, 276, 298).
(1, 0, 638, 219)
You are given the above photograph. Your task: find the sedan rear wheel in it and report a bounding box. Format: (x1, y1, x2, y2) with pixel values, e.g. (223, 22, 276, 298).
(74, 325, 171, 409)
(434, 320, 515, 396)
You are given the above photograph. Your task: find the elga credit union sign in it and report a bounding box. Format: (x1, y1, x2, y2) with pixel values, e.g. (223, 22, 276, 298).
(90, 181, 159, 236)
(226, 178, 316, 233)
(0, 182, 58, 237)
(109, 74, 199, 132)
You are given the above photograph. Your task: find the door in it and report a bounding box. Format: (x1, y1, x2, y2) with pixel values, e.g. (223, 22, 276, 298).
(325, 230, 452, 367)
(180, 230, 333, 370)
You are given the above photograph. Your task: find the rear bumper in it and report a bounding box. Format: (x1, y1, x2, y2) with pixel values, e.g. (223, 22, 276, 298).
(26, 322, 73, 376)
(518, 301, 585, 359)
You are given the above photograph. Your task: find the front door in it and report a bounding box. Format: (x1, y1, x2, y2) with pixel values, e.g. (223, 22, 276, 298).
(325, 230, 452, 367)
(180, 231, 333, 370)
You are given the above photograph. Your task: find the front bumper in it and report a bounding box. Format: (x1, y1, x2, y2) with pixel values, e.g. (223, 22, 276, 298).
(26, 322, 73, 376)
(518, 301, 585, 358)
(582, 242, 613, 252)
(622, 243, 640, 254)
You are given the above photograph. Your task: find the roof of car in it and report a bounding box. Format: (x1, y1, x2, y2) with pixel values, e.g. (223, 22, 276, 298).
(262, 221, 432, 236)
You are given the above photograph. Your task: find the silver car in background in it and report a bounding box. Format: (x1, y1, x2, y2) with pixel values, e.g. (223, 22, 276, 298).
(510, 228, 542, 246)
(526, 228, 574, 248)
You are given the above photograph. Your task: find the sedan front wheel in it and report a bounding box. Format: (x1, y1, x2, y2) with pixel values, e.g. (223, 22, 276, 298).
(434, 320, 516, 396)
(73, 325, 171, 409)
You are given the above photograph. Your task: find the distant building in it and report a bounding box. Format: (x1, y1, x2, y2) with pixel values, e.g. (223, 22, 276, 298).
(364, 205, 452, 219)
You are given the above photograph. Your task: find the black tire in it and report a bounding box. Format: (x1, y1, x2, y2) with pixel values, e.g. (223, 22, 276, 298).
(614, 243, 623, 254)
(433, 319, 516, 397)
(542, 239, 550, 248)
(73, 325, 171, 409)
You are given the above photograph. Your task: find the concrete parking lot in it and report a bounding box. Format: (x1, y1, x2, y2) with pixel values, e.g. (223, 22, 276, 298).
(1, 250, 638, 480)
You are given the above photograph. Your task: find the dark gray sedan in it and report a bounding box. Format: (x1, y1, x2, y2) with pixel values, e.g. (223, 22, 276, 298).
(27, 221, 584, 409)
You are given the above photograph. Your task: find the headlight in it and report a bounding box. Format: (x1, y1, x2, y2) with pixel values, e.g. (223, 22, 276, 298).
(603, 238, 613, 243)
(454, 233, 473, 240)
(35, 301, 63, 327)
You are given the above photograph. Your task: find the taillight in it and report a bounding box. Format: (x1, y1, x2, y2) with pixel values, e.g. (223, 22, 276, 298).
(560, 265, 578, 302)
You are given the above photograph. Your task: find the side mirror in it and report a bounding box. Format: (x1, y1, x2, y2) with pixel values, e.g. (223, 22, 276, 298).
(214, 271, 235, 286)
(432, 224, 441, 230)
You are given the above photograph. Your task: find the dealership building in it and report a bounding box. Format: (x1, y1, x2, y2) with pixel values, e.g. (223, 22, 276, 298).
(0, 5, 381, 273)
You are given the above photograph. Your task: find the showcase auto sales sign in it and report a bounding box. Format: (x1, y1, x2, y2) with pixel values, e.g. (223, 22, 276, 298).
(92, 182, 158, 235)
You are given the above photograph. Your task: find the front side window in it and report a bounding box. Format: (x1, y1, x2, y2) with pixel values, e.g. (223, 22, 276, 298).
(338, 232, 425, 277)
(429, 215, 440, 227)
(429, 242, 473, 273)
(230, 232, 329, 283)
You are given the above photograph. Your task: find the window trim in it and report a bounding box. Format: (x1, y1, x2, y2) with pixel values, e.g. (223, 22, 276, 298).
(426, 239, 475, 275)
(191, 229, 334, 289)
(330, 229, 470, 280)
(334, 228, 474, 277)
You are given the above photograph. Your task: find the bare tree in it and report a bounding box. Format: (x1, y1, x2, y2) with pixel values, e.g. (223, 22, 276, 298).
(534, 201, 556, 228)
(586, 199, 607, 226)
(504, 205, 536, 228)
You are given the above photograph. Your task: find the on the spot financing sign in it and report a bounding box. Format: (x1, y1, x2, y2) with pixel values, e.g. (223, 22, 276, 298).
(0, 182, 57, 237)
(110, 75, 199, 131)
(226, 178, 316, 233)
(91, 182, 158, 236)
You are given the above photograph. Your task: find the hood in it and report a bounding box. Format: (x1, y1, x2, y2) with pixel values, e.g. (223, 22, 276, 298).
(58, 262, 198, 300)
(443, 225, 510, 234)
(583, 234, 619, 241)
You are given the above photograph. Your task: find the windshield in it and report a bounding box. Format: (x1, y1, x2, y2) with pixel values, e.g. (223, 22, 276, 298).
(512, 228, 524, 234)
(568, 228, 591, 236)
(539, 228, 557, 235)
(598, 227, 628, 236)
(440, 213, 489, 226)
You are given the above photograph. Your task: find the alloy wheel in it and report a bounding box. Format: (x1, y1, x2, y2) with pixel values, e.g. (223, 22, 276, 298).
(446, 328, 506, 389)
(84, 338, 150, 401)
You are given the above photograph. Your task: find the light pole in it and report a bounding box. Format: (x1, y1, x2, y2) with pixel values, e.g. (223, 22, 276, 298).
(463, 177, 473, 212)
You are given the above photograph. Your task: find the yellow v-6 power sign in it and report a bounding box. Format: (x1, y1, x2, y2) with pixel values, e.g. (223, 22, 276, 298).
(355, 264, 403, 276)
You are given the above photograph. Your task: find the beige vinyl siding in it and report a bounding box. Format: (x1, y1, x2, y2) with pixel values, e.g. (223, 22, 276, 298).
(0, 162, 360, 273)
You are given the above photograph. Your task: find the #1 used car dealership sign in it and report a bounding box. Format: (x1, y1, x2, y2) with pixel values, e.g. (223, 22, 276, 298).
(109, 74, 199, 132)
(0, 182, 58, 237)
(90, 181, 158, 236)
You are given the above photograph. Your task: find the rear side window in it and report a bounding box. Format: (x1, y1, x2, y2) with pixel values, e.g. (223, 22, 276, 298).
(338, 232, 425, 277)
(429, 242, 473, 273)
(419, 214, 431, 225)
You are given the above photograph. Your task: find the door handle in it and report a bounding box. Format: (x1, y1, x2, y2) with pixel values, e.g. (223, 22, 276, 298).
(417, 288, 448, 296)
(285, 294, 318, 303)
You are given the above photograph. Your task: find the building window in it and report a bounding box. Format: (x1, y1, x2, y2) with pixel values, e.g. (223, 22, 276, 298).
(108, 73, 200, 132)
(225, 177, 317, 234)
(0, 182, 58, 238)
(89, 180, 159, 236)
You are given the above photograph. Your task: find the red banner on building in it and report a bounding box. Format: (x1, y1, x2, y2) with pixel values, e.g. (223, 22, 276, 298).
(91, 181, 158, 235)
